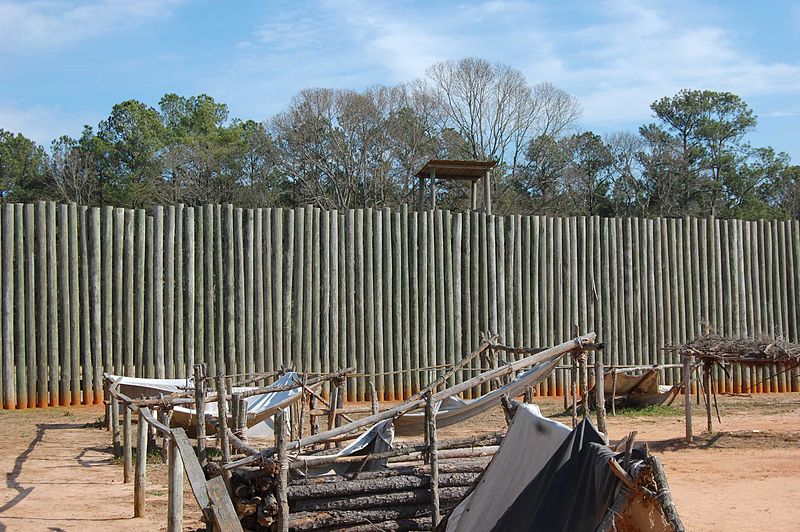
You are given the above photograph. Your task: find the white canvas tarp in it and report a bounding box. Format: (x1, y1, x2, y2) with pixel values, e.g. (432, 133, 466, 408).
(108, 372, 308, 437)
(445, 404, 571, 532)
(394, 356, 561, 436)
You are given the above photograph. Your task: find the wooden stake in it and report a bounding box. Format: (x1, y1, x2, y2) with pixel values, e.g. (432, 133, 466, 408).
(167, 434, 183, 532)
(193, 363, 207, 464)
(111, 394, 121, 457)
(216, 374, 232, 483)
(425, 393, 440, 529)
(683, 354, 692, 443)
(595, 360, 607, 438)
(571, 356, 577, 427)
(580, 353, 588, 420)
(123, 403, 132, 483)
(276, 409, 290, 532)
(610, 367, 617, 417)
(704, 362, 712, 433)
(135, 408, 148, 517)
(369, 380, 379, 415)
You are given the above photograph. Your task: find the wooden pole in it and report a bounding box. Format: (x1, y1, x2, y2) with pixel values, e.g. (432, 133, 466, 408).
(112, 394, 121, 457)
(123, 403, 132, 483)
(369, 380, 379, 415)
(135, 408, 148, 517)
(570, 355, 577, 427)
(194, 363, 207, 464)
(683, 354, 692, 443)
(595, 360, 607, 438)
(167, 433, 184, 532)
(483, 170, 492, 215)
(426, 393, 440, 529)
(704, 362, 712, 433)
(611, 367, 617, 416)
(580, 353, 588, 420)
(276, 409, 290, 532)
(216, 374, 232, 482)
(430, 168, 437, 210)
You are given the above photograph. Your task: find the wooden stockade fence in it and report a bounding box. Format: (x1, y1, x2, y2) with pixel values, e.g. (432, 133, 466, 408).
(1, 201, 798, 409)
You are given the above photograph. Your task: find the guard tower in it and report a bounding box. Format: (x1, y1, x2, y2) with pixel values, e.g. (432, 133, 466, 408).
(415, 159, 497, 214)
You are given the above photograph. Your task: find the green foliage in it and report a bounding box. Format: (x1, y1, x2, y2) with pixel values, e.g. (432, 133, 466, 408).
(1, 76, 796, 219)
(615, 404, 683, 417)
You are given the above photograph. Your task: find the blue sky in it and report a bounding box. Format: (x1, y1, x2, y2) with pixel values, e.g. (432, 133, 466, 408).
(1, 0, 799, 159)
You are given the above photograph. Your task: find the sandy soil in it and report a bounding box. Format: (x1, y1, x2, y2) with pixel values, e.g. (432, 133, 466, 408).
(0, 394, 798, 531)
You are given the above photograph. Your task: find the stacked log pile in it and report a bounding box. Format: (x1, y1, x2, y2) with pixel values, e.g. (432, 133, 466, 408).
(227, 448, 493, 531)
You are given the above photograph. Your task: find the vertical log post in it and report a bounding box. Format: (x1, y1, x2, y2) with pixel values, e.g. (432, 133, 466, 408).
(111, 394, 121, 458)
(276, 409, 290, 532)
(570, 356, 578, 427)
(426, 393, 440, 530)
(369, 380, 379, 415)
(325, 384, 338, 450)
(610, 367, 617, 417)
(193, 363, 207, 464)
(135, 408, 149, 517)
(704, 362, 713, 433)
(159, 407, 170, 464)
(237, 395, 247, 443)
(123, 402, 132, 483)
(167, 433, 183, 532)
(580, 353, 588, 420)
(216, 374, 231, 483)
(298, 375, 307, 441)
(683, 354, 692, 443)
(309, 395, 319, 437)
(594, 360, 607, 439)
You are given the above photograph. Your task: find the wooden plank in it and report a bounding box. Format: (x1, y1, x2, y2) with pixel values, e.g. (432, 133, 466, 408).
(172, 427, 212, 518)
(206, 475, 244, 532)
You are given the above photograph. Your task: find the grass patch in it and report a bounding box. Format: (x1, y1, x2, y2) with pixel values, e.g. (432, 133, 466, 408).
(615, 404, 682, 417)
(110, 447, 165, 465)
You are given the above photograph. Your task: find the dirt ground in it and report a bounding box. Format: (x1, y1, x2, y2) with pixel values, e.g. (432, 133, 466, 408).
(0, 393, 798, 531)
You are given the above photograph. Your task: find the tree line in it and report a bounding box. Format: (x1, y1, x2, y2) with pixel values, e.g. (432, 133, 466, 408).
(1, 57, 797, 219)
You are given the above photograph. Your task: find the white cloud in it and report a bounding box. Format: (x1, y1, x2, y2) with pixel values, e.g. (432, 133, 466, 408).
(0, 0, 184, 51)
(0, 102, 86, 145)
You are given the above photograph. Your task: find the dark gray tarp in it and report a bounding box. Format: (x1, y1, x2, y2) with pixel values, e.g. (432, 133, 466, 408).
(489, 418, 619, 532)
